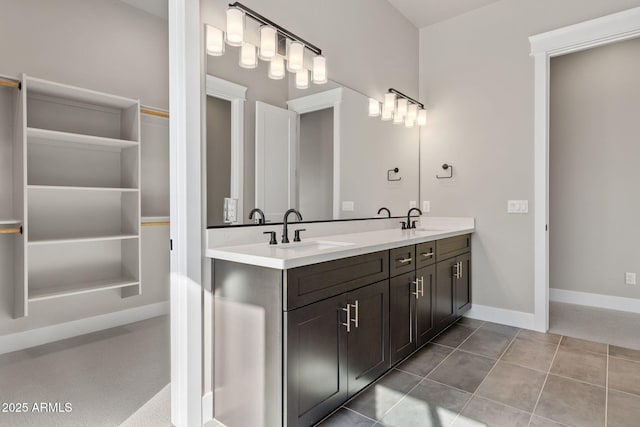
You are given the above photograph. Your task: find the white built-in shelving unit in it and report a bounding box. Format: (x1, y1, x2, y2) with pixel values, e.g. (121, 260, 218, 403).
(13, 75, 142, 317)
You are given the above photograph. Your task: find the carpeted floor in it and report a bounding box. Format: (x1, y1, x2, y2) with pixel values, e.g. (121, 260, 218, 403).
(0, 315, 170, 427)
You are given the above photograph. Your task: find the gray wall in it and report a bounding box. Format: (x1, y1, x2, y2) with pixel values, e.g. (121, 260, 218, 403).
(550, 38, 640, 299)
(0, 0, 169, 335)
(206, 96, 232, 226)
(299, 108, 334, 221)
(418, 0, 640, 313)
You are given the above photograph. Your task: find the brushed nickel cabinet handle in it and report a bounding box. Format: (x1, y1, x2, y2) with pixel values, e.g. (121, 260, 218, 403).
(342, 304, 351, 333)
(453, 262, 461, 279)
(351, 300, 359, 328)
(420, 252, 434, 257)
(398, 257, 413, 264)
(459, 261, 463, 278)
(419, 276, 425, 297)
(412, 279, 420, 299)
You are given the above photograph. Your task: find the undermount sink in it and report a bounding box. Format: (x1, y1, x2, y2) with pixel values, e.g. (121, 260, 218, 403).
(275, 240, 353, 252)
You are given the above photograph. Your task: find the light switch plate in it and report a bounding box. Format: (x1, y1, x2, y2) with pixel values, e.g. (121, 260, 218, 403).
(508, 200, 529, 214)
(626, 272, 636, 285)
(342, 201, 355, 211)
(423, 201, 431, 213)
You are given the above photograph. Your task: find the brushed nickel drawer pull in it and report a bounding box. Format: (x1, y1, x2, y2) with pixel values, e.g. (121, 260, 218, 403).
(419, 277, 425, 297)
(398, 257, 413, 264)
(420, 252, 434, 257)
(342, 304, 351, 333)
(459, 261, 463, 278)
(412, 279, 420, 299)
(351, 300, 359, 328)
(454, 262, 461, 279)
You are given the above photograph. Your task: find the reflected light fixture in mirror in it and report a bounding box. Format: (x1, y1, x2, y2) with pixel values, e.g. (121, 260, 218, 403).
(226, 7, 244, 47)
(384, 92, 396, 113)
(417, 109, 427, 126)
(269, 55, 286, 79)
(368, 98, 381, 117)
(393, 112, 404, 125)
(239, 42, 258, 68)
(206, 25, 225, 56)
(407, 104, 418, 123)
(396, 98, 408, 119)
(371, 88, 427, 127)
(259, 26, 277, 60)
(295, 69, 310, 89)
(287, 41, 305, 72)
(381, 107, 393, 121)
(312, 55, 327, 84)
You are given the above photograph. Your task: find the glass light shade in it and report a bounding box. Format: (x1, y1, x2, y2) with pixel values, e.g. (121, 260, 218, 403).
(259, 26, 277, 60)
(295, 70, 309, 89)
(206, 25, 225, 56)
(393, 112, 404, 124)
(384, 93, 396, 114)
(405, 118, 415, 128)
(408, 104, 418, 122)
(268, 55, 286, 80)
(287, 41, 305, 72)
(239, 42, 257, 69)
(312, 55, 327, 84)
(226, 7, 244, 47)
(368, 98, 381, 117)
(396, 98, 408, 118)
(381, 107, 393, 121)
(417, 109, 427, 126)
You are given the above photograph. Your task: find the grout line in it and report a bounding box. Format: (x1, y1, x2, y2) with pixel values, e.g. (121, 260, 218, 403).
(526, 335, 563, 427)
(544, 372, 606, 389)
(605, 344, 609, 427)
(448, 327, 522, 427)
(342, 406, 377, 423)
(607, 353, 640, 364)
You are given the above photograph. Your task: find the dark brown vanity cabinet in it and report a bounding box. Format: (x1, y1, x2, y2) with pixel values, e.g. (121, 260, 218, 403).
(435, 235, 472, 327)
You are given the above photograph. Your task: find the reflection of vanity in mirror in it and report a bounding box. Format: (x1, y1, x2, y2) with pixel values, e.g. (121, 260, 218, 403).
(205, 48, 419, 227)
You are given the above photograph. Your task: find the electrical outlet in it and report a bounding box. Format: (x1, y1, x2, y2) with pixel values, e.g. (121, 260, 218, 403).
(342, 201, 354, 212)
(626, 272, 636, 285)
(409, 201, 417, 209)
(423, 201, 431, 213)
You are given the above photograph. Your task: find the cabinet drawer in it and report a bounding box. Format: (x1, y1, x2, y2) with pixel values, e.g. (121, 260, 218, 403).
(389, 245, 416, 277)
(436, 234, 471, 261)
(416, 241, 436, 268)
(286, 251, 389, 310)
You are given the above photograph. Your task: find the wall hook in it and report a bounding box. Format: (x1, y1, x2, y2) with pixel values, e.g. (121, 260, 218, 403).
(436, 163, 453, 179)
(387, 167, 401, 182)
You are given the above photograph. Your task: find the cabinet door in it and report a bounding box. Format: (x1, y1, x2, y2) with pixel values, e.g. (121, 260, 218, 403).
(416, 264, 435, 347)
(347, 280, 390, 396)
(286, 293, 349, 427)
(435, 259, 457, 328)
(455, 252, 472, 316)
(389, 272, 417, 365)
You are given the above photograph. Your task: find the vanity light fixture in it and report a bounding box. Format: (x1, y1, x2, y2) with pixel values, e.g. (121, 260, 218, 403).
(208, 2, 326, 87)
(370, 88, 427, 127)
(226, 7, 245, 47)
(206, 25, 225, 56)
(368, 98, 381, 117)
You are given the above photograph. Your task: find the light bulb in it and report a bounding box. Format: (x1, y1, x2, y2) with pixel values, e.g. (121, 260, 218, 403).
(312, 55, 327, 84)
(408, 104, 418, 122)
(239, 42, 257, 69)
(268, 55, 285, 80)
(396, 98, 408, 118)
(381, 107, 393, 121)
(368, 98, 381, 117)
(295, 70, 309, 89)
(384, 93, 396, 114)
(206, 25, 225, 56)
(259, 26, 277, 61)
(288, 41, 304, 72)
(226, 7, 244, 47)
(417, 109, 427, 126)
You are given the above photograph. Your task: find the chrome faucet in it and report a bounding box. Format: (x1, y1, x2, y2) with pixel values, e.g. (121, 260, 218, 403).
(282, 209, 303, 243)
(401, 207, 422, 230)
(377, 207, 391, 217)
(249, 208, 266, 224)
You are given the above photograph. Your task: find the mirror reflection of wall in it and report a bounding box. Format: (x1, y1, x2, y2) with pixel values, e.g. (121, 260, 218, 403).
(206, 96, 231, 226)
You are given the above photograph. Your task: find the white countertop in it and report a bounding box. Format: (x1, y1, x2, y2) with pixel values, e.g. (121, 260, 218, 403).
(206, 222, 475, 269)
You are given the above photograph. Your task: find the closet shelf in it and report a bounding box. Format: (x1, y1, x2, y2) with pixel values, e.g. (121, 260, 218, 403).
(0, 219, 20, 225)
(28, 185, 139, 192)
(28, 234, 139, 246)
(27, 127, 139, 149)
(28, 277, 139, 302)
(27, 76, 138, 110)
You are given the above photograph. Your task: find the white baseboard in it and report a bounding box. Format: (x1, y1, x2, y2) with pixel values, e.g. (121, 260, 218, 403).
(0, 301, 169, 355)
(202, 391, 214, 424)
(464, 304, 537, 331)
(550, 288, 640, 314)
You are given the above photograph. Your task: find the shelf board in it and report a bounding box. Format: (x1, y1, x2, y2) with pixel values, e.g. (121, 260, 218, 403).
(28, 234, 139, 246)
(27, 127, 138, 150)
(26, 76, 138, 110)
(28, 185, 139, 193)
(0, 219, 20, 225)
(28, 277, 139, 302)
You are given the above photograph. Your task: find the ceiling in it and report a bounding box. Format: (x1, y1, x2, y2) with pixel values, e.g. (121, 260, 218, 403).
(387, 0, 501, 28)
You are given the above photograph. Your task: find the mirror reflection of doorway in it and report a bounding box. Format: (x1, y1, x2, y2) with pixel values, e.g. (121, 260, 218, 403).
(206, 95, 232, 226)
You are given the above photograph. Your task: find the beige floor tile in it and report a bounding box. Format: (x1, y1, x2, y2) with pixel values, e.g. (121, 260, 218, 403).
(609, 345, 640, 362)
(535, 374, 605, 427)
(517, 329, 562, 345)
(459, 328, 513, 359)
(427, 350, 495, 393)
(396, 344, 452, 377)
(476, 361, 546, 412)
(502, 336, 558, 372)
(452, 396, 530, 427)
(432, 324, 477, 348)
(608, 357, 640, 396)
(607, 390, 640, 427)
(560, 336, 607, 354)
(550, 346, 607, 386)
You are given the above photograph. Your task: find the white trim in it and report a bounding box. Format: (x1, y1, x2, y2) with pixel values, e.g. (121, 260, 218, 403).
(550, 288, 640, 314)
(169, 0, 203, 426)
(0, 302, 169, 355)
(287, 88, 343, 219)
(529, 7, 640, 333)
(464, 304, 537, 331)
(202, 392, 214, 424)
(205, 74, 247, 102)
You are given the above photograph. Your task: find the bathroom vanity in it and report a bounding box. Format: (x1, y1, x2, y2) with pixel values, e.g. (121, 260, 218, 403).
(209, 220, 473, 427)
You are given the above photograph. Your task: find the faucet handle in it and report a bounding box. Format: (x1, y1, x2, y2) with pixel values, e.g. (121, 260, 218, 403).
(399, 221, 407, 230)
(293, 229, 306, 242)
(263, 231, 277, 245)
(411, 220, 418, 229)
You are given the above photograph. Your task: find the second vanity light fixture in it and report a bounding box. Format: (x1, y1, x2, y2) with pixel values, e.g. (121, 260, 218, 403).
(369, 89, 427, 128)
(206, 2, 327, 89)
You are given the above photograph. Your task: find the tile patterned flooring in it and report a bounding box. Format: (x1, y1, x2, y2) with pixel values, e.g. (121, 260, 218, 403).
(317, 318, 640, 427)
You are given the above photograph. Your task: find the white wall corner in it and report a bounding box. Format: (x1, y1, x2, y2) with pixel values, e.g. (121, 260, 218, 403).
(0, 302, 169, 355)
(202, 391, 214, 424)
(464, 304, 537, 331)
(550, 288, 640, 314)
